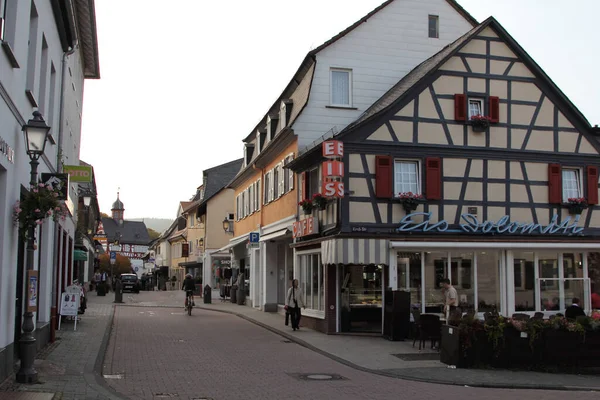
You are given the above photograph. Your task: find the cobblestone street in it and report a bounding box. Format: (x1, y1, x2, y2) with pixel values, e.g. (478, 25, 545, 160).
(102, 294, 599, 400)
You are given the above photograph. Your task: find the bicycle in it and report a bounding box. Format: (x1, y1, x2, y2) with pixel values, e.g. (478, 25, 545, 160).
(185, 290, 194, 316)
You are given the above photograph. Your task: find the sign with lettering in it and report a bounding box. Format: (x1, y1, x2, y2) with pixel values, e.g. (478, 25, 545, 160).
(0, 136, 15, 163)
(396, 212, 584, 235)
(321, 141, 344, 198)
(41, 173, 68, 200)
(63, 165, 92, 183)
(293, 217, 319, 238)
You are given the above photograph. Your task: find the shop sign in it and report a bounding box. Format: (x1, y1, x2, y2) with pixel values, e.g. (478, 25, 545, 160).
(63, 165, 92, 183)
(396, 212, 584, 235)
(321, 141, 344, 198)
(0, 136, 15, 163)
(293, 217, 319, 238)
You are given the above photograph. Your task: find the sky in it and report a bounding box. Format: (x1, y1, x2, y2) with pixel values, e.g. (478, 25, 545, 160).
(80, 0, 600, 220)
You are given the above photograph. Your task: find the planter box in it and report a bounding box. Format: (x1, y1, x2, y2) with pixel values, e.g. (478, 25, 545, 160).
(579, 331, 600, 367)
(440, 325, 463, 367)
(543, 330, 583, 367)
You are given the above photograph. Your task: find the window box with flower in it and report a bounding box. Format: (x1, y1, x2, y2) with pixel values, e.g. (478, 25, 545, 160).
(298, 199, 313, 215)
(13, 183, 68, 241)
(566, 197, 587, 215)
(312, 193, 328, 211)
(470, 114, 492, 132)
(396, 192, 425, 214)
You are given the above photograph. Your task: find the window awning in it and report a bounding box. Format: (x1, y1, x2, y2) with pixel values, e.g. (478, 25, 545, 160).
(321, 238, 388, 265)
(259, 228, 291, 242)
(215, 233, 249, 253)
(73, 249, 88, 261)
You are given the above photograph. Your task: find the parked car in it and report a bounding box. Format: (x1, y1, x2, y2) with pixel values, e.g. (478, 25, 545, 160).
(120, 273, 140, 293)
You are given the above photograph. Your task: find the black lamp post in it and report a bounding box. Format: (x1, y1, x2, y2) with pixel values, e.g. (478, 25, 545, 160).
(16, 111, 50, 384)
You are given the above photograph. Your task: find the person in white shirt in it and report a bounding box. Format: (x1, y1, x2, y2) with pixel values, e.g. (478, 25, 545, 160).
(285, 279, 306, 331)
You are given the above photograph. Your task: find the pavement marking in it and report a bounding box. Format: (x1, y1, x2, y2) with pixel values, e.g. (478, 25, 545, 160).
(103, 374, 123, 379)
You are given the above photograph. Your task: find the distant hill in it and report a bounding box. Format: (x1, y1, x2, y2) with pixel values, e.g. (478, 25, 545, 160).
(129, 218, 173, 234)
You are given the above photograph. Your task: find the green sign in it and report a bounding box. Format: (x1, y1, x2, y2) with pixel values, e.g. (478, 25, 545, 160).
(63, 165, 92, 182)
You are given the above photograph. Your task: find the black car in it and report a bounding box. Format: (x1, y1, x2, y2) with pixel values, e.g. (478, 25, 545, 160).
(120, 273, 140, 293)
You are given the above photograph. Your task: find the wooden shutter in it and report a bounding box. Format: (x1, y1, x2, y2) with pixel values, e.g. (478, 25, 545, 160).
(425, 157, 442, 200)
(375, 155, 393, 198)
(489, 96, 500, 123)
(548, 163, 562, 204)
(182, 243, 189, 258)
(587, 166, 599, 205)
(301, 171, 308, 201)
(454, 94, 466, 121)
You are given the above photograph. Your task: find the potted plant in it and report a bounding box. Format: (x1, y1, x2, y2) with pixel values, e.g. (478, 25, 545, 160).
(298, 199, 313, 215)
(13, 182, 68, 241)
(470, 114, 492, 132)
(566, 197, 588, 215)
(396, 192, 424, 214)
(312, 193, 328, 211)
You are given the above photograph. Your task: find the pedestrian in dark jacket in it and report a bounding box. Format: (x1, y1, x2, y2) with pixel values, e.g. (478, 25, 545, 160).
(182, 274, 196, 306)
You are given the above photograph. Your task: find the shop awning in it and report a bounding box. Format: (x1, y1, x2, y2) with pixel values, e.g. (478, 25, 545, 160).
(259, 228, 291, 242)
(73, 249, 88, 261)
(321, 238, 388, 265)
(215, 233, 249, 253)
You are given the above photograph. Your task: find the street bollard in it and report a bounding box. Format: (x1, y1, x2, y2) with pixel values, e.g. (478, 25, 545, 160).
(113, 279, 123, 304)
(203, 285, 212, 304)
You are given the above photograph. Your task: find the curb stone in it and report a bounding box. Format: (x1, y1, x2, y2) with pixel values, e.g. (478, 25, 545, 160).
(192, 304, 599, 393)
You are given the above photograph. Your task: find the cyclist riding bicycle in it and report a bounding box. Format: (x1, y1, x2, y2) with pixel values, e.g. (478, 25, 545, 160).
(182, 273, 196, 307)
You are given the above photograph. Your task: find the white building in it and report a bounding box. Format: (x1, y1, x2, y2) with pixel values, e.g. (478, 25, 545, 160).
(0, 0, 99, 382)
(226, 0, 477, 314)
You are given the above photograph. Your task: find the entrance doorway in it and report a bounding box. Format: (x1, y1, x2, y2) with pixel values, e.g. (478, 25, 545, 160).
(340, 264, 383, 333)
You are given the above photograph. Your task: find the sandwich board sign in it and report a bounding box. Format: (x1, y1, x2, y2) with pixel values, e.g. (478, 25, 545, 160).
(59, 292, 80, 331)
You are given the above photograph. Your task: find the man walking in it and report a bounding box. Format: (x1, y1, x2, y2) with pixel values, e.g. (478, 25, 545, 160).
(441, 278, 458, 318)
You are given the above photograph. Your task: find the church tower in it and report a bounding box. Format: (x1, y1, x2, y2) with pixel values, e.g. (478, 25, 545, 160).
(111, 192, 125, 225)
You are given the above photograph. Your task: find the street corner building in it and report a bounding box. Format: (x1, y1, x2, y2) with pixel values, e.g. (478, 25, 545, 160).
(287, 17, 600, 335)
(0, 0, 100, 382)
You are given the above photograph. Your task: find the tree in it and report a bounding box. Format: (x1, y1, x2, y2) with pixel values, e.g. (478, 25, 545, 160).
(100, 212, 110, 218)
(147, 228, 160, 240)
(98, 253, 132, 276)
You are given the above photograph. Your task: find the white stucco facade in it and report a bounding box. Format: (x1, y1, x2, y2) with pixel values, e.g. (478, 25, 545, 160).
(0, 0, 99, 381)
(293, 0, 475, 148)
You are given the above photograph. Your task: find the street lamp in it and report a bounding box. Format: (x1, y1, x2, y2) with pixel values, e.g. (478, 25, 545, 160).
(83, 195, 92, 207)
(16, 111, 50, 384)
(222, 217, 233, 234)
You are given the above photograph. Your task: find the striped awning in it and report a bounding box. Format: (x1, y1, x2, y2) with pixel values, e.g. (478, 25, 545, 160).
(321, 238, 389, 265)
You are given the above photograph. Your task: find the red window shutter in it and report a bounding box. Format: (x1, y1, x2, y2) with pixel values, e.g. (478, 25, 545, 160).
(182, 243, 189, 258)
(489, 96, 500, 123)
(454, 94, 466, 122)
(375, 155, 393, 198)
(587, 166, 598, 205)
(425, 157, 442, 200)
(301, 172, 308, 201)
(548, 163, 562, 204)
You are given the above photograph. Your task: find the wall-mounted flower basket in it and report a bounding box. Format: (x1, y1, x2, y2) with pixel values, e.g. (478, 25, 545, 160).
(312, 193, 328, 211)
(566, 197, 588, 215)
(299, 199, 313, 215)
(13, 183, 68, 242)
(396, 192, 425, 214)
(470, 115, 492, 133)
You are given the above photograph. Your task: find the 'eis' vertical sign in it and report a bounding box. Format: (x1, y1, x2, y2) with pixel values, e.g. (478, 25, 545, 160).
(321, 140, 344, 198)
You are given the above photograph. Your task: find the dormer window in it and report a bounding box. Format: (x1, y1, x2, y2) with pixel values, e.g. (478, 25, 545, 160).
(267, 114, 279, 141)
(280, 100, 293, 129)
(244, 144, 255, 166)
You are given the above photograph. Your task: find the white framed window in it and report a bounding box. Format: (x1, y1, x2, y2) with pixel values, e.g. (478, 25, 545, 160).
(264, 171, 270, 204)
(468, 98, 483, 118)
(394, 160, 420, 195)
(285, 154, 295, 192)
(298, 252, 324, 313)
(428, 15, 439, 39)
(249, 184, 254, 213)
(562, 168, 582, 202)
(256, 179, 261, 210)
(280, 101, 287, 128)
(330, 68, 352, 107)
(273, 166, 280, 199)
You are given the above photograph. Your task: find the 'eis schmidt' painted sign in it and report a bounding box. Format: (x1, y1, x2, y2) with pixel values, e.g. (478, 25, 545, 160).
(397, 212, 583, 235)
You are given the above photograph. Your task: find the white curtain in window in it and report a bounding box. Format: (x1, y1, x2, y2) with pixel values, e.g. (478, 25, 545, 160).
(394, 161, 419, 195)
(562, 169, 580, 201)
(331, 70, 350, 105)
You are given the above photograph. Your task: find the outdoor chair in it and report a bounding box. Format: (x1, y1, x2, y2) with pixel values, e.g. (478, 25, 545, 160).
(416, 314, 442, 351)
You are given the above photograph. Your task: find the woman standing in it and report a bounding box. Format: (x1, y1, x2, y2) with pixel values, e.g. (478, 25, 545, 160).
(285, 279, 306, 331)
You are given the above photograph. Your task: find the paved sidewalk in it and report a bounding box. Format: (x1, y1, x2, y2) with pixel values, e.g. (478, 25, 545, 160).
(0, 292, 126, 400)
(124, 290, 600, 392)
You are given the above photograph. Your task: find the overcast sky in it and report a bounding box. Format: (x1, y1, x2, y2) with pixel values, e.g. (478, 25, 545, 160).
(80, 0, 600, 220)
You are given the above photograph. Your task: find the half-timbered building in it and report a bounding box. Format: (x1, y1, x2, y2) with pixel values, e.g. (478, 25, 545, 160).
(288, 17, 600, 335)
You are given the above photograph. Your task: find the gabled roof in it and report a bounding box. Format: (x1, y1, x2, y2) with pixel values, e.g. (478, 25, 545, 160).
(289, 16, 595, 167)
(101, 217, 150, 245)
(183, 158, 243, 213)
(241, 0, 477, 144)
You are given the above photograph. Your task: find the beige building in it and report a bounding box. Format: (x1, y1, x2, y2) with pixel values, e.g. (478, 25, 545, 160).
(288, 17, 599, 334)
